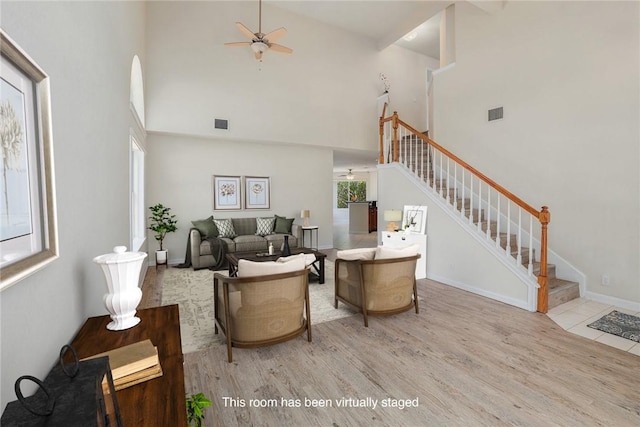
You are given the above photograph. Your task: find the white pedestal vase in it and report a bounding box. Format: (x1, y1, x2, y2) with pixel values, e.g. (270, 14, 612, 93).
(93, 246, 147, 331)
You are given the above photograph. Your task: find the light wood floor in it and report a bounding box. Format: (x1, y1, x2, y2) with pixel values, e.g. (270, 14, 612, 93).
(141, 265, 640, 427)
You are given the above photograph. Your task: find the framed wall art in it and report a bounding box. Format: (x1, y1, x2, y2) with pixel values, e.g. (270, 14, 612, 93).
(402, 205, 427, 234)
(212, 175, 242, 210)
(0, 30, 59, 291)
(244, 176, 270, 210)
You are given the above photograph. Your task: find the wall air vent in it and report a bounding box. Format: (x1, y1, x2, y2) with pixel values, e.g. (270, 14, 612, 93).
(488, 107, 503, 122)
(214, 118, 229, 130)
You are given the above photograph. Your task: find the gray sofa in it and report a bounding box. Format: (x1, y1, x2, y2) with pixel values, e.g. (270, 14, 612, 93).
(190, 216, 301, 269)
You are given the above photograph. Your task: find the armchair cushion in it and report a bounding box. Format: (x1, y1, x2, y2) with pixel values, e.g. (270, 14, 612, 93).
(277, 253, 316, 266)
(238, 256, 306, 277)
(375, 243, 420, 260)
(336, 247, 376, 260)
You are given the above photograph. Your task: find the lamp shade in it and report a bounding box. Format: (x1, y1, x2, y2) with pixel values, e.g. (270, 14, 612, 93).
(383, 210, 402, 222)
(300, 209, 310, 226)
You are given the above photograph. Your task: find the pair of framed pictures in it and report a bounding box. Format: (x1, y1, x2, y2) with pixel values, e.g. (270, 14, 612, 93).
(213, 175, 270, 211)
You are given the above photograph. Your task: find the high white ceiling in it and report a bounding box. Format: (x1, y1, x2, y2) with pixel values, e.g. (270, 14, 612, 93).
(268, 1, 448, 172)
(270, 1, 446, 58)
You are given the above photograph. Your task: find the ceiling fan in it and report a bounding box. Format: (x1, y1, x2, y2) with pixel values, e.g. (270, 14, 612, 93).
(224, 0, 293, 61)
(339, 169, 355, 180)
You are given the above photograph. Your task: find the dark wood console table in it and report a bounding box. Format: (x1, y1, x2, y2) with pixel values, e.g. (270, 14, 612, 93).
(69, 305, 187, 426)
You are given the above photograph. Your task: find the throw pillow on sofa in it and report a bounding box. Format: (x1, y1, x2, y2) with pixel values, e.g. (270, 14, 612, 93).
(214, 218, 237, 238)
(274, 215, 294, 234)
(192, 216, 218, 238)
(255, 217, 276, 236)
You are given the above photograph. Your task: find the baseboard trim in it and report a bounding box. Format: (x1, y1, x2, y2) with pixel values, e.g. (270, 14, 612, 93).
(584, 291, 640, 312)
(427, 272, 533, 312)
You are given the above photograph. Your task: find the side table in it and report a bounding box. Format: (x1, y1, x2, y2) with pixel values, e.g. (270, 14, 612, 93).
(69, 305, 187, 426)
(301, 225, 319, 250)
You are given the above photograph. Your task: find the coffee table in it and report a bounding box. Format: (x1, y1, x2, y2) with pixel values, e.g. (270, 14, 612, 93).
(226, 247, 326, 284)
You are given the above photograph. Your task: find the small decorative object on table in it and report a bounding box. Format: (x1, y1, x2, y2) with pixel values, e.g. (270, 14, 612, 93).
(1, 345, 122, 426)
(281, 235, 291, 257)
(93, 246, 147, 331)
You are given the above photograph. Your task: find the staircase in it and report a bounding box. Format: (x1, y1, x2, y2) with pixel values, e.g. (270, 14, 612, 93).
(380, 112, 580, 312)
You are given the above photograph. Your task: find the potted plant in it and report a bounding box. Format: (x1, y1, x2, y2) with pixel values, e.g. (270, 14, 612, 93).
(186, 393, 212, 427)
(148, 203, 178, 266)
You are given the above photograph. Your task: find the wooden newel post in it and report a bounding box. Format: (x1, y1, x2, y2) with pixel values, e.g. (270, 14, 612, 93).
(379, 115, 385, 164)
(537, 206, 551, 313)
(392, 111, 399, 163)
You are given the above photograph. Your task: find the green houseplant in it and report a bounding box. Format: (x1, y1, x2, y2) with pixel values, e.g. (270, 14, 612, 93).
(186, 393, 212, 427)
(148, 203, 178, 265)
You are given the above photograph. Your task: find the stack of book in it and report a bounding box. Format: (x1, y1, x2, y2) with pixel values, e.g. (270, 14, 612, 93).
(83, 339, 163, 391)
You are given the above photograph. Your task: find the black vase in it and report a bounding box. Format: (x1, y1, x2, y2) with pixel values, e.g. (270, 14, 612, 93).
(282, 235, 291, 257)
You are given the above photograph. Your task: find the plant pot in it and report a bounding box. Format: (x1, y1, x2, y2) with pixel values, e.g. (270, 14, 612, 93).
(156, 250, 168, 266)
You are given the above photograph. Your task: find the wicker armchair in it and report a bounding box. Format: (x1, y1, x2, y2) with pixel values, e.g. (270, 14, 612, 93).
(214, 268, 311, 362)
(334, 254, 420, 327)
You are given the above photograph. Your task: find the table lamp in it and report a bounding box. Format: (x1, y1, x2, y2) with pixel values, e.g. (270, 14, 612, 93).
(301, 209, 310, 227)
(384, 210, 402, 231)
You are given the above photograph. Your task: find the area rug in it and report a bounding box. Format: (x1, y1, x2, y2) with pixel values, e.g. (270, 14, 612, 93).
(161, 261, 355, 353)
(587, 310, 640, 343)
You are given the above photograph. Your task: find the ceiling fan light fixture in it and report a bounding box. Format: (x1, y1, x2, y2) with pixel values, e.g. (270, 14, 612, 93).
(251, 41, 268, 54)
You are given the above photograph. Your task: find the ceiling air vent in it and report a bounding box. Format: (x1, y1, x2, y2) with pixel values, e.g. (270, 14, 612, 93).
(488, 107, 503, 122)
(214, 118, 229, 130)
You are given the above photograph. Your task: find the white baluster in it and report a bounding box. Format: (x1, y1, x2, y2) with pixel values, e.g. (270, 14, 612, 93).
(439, 152, 444, 198)
(506, 202, 511, 257)
(516, 207, 523, 266)
(528, 216, 534, 275)
(446, 157, 451, 203)
(469, 174, 474, 224)
(453, 162, 458, 210)
(486, 187, 491, 239)
(476, 180, 482, 231)
(461, 169, 466, 218)
(496, 194, 501, 249)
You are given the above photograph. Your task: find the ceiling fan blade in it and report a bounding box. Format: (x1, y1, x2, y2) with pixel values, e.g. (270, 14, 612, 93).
(254, 51, 263, 61)
(269, 43, 293, 54)
(224, 42, 252, 47)
(264, 27, 286, 44)
(235, 22, 257, 41)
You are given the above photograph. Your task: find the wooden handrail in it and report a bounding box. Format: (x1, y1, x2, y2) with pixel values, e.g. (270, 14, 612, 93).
(381, 111, 551, 313)
(396, 117, 542, 220)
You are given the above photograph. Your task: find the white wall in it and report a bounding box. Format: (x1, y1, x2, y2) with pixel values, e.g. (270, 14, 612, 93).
(0, 1, 146, 409)
(432, 1, 640, 304)
(147, 133, 334, 255)
(144, 1, 428, 149)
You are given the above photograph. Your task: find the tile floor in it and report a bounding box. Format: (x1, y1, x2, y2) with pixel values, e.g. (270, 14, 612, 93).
(332, 212, 640, 357)
(547, 298, 640, 356)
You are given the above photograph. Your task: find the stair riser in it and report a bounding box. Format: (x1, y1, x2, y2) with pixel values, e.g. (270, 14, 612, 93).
(548, 284, 581, 309)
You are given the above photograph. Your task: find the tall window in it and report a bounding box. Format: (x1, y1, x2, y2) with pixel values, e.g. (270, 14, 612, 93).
(130, 56, 146, 250)
(336, 181, 366, 208)
(130, 135, 145, 250)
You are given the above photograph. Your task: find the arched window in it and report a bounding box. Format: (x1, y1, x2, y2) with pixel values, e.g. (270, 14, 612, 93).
(130, 55, 145, 127)
(130, 55, 146, 251)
